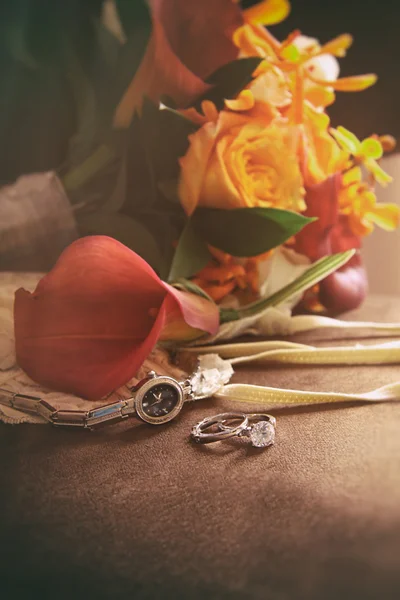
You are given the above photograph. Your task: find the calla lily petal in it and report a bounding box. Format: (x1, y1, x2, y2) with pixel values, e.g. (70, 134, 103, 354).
(162, 283, 220, 339)
(156, 0, 243, 79)
(115, 18, 208, 127)
(115, 0, 243, 126)
(14, 236, 219, 399)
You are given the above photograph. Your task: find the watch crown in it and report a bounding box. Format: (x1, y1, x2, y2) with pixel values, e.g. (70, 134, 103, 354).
(147, 371, 157, 379)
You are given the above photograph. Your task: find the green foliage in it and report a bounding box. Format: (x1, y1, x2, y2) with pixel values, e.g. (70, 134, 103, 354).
(192, 207, 314, 257)
(194, 57, 263, 111)
(77, 211, 163, 271)
(167, 207, 313, 282)
(168, 221, 212, 282)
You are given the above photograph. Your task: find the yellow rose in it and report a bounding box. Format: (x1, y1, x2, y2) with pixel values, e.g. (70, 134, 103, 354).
(178, 111, 305, 215)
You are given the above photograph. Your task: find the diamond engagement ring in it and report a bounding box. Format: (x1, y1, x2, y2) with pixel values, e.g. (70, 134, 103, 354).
(191, 412, 276, 448)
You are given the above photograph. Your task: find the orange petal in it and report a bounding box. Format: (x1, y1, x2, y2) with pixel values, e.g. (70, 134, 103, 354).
(244, 0, 291, 26)
(305, 85, 335, 108)
(330, 126, 360, 154)
(178, 121, 218, 215)
(312, 73, 377, 92)
(364, 158, 393, 186)
(193, 280, 237, 303)
(318, 34, 353, 58)
(225, 90, 255, 111)
(196, 263, 246, 283)
(366, 203, 400, 231)
(233, 22, 281, 56)
(342, 166, 362, 187)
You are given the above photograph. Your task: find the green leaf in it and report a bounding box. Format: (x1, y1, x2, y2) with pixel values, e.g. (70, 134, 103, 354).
(158, 179, 180, 204)
(194, 57, 263, 111)
(77, 211, 163, 272)
(192, 207, 314, 257)
(60, 1, 151, 200)
(142, 99, 199, 180)
(122, 99, 198, 216)
(168, 221, 212, 282)
(220, 250, 356, 323)
(172, 279, 214, 303)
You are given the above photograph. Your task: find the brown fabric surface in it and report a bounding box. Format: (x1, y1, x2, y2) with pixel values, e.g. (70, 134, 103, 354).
(0, 172, 78, 271)
(1, 296, 400, 599)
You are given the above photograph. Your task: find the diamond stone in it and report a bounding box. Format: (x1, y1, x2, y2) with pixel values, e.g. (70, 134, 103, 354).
(249, 421, 275, 448)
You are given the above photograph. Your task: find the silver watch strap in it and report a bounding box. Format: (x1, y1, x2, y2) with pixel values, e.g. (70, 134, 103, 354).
(0, 388, 137, 429)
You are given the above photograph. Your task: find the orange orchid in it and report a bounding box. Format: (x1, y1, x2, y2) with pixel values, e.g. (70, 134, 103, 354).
(330, 127, 393, 186)
(339, 167, 399, 236)
(233, 12, 377, 123)
(191, 246, 267, 303)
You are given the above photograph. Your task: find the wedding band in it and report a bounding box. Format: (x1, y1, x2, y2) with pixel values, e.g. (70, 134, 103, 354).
(191, 412, 276, 448)
(191, 412, 249, 443)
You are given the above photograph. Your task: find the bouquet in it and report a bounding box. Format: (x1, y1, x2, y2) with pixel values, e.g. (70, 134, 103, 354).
(12, 0, 400, 399)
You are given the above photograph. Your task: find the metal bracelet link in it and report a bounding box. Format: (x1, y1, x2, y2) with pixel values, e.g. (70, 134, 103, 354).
(0, 388, 133, 429)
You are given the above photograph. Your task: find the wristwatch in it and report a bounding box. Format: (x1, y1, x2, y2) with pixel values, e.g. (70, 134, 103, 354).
(0, 371, 193, 429)
(0, 355, 234, 430)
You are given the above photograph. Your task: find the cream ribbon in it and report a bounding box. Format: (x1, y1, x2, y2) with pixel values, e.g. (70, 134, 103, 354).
(214, 381, 400, 407)
(184, 338, 400, 408)
(188, 340, 400, 366)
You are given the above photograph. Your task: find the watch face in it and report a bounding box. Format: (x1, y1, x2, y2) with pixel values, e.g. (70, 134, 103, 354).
(135, 376, 184, 425)
(142, 384, 180, 418)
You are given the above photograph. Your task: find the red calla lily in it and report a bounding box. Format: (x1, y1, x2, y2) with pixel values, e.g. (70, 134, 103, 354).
(14, 236, 219, 399)
(115, 0, 243, 126)
(295, 173, 368, 314)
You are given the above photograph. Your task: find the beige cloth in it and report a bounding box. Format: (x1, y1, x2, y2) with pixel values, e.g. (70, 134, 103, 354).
(0, 172, 78, 271)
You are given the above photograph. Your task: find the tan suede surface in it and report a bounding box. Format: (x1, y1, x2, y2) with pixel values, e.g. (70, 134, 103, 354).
(1, 296, 400, 600)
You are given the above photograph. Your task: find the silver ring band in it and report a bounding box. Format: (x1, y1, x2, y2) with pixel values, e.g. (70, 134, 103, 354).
(191, 412, 249, 443)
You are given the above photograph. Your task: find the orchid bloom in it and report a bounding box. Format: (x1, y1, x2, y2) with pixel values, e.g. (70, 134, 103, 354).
(339, 167, 399, 236)
(233, 7, 377, 121)
(330, 126, 393, 186)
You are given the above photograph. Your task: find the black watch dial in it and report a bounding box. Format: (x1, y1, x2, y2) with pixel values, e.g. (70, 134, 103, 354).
(141, 383, 180, 418)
